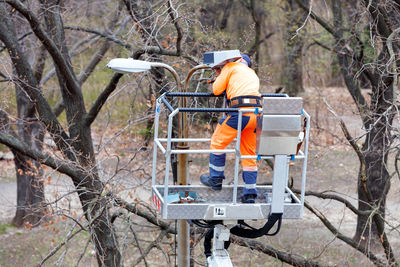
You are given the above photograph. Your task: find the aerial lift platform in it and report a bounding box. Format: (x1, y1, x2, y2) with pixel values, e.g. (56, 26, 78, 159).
(151, 92, 310, 267)
(107, 52, 310, 267)
(151, 93, 309, 221)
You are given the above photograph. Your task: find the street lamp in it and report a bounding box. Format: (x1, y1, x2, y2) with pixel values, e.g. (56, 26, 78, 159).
(107, 58, 209, 267)
(106, 58, 182, 91)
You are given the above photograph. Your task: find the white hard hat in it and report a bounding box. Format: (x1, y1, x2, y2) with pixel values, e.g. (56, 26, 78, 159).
(203, 50, 241, 68)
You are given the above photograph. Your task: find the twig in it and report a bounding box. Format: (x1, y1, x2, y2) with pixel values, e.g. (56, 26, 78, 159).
(304, 201, 386, 266)
(292, 0, 313, 39)
(230, 235, 331, 267)
(111, 194, 175, 234)
(167, 0, 182, 55)
(36, 228, 83, 267)
(85, 73, 123, 126)
(64, 25, 132, 49)
(74, 237, 90, 267)
(292, 188, 372, 216)
(133, 230, 168, 266)
(129, 221, 149, 266)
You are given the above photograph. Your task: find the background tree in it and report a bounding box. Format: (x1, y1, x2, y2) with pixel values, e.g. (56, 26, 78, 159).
(296, 0, 399, 261)
(282, 0, 308, 96)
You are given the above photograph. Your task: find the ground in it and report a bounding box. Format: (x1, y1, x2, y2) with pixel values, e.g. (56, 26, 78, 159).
(0, 86, 399, 266)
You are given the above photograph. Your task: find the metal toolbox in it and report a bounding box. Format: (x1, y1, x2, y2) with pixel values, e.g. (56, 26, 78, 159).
(256, 97, 303, 155)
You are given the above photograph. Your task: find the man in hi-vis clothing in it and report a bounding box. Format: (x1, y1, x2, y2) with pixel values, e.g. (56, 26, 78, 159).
(201, 50, 261, 203)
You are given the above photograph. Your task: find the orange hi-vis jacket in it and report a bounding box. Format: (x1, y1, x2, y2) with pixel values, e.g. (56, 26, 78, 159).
(213, 62, 260, 100)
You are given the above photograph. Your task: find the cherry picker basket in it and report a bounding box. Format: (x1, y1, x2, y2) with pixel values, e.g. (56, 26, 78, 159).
(151, 92, 310, 221)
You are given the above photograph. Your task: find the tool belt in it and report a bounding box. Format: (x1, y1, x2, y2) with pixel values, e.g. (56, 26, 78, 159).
(229, 95, 262, 108)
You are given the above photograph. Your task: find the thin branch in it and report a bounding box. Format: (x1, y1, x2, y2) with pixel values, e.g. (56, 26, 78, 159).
(4, 0, 81, 96)
(294, 0, 338, 38)
(292, 188, 372, 216)
(304, 201, 386, 266)
(110, 194, 175, 234)
(230, 235, 331, 267)
(248, 31, 275, 56)
(292, 0, 313, 39)
(167, 0, 182, 55)
(133, 230, 168, 266)
(36, 228, 83, 267)
(84, 73, 123, 126)
(0, 131, 85, 182)
(0, 69, 7, 79)
(323, 97, 364, 163)
(64, 25, 132, 49)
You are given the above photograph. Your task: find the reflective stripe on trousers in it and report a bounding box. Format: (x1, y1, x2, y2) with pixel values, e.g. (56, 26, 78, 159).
(209, 112, 259, 195)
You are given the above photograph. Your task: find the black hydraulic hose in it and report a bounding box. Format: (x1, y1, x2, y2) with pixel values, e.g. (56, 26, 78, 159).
(204, 229, 213, 258)
(230, 213, 283, 238)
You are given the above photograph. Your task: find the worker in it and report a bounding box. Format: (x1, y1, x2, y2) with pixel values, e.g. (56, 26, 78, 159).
(200, 52, 261, 203)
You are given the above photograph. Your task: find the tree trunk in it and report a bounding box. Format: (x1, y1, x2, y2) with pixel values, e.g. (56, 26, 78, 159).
(282, 0, 307, 96)
(354, 135, 390, 249)
(12, 115, 45, 227)
(330, 0, 395, 249)
(354, 77, 393, 249)
(40, 1, 122, 265)
(0, 4, 46, 227)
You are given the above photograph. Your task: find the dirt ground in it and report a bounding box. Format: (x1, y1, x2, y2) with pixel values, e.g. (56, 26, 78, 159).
(0, 86, 399, 266)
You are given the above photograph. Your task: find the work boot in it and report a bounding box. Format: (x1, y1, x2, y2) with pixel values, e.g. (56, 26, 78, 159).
(200, 174, 222, 191)
(241, 194, 257, 204)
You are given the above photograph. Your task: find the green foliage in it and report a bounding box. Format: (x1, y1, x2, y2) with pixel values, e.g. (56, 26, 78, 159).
(0, 223, 14, 235)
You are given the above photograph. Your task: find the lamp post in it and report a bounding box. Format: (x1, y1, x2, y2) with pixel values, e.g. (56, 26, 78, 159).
(107, 58, 209, 267)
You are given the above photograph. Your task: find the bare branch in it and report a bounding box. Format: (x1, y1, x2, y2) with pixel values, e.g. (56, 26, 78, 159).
(129, 221, 149, 266)
(230, 235, 331, 267)
(36, 228, 84, 267)
(248, 31, 275, 56)
(85, 73, 123, 126)
(167, 0, 182, 55)
(111, 194, 175, 234)
(133, 229, 168, 266)
(64, 25, 132, 49)
(4, 0, 81, 96)
(304, 201, 386, 266)
(294, 0, 338, 38)
(0, 130, 85, 182)
(292, 188, 371, 216)
(323, 98, 365, 163)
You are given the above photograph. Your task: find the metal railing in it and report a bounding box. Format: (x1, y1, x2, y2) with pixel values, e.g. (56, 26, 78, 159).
(151, 92, 310, 219)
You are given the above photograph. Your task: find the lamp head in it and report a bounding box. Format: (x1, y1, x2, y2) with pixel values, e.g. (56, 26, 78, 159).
(106, 58, 152, 73)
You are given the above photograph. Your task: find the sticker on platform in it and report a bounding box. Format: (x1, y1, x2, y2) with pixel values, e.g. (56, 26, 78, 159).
(213, 206, 226, 218)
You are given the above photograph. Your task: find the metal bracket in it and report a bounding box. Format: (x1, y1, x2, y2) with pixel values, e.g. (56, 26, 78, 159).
(270, 155, 288, 214)
(206, 224, 233, 267)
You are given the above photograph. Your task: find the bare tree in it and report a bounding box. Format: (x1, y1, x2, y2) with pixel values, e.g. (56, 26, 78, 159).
(282, 0, 309, 96)
(0, 0, 193, 265)
(295, 0, 399, 263)
(0, 0, 123, 264)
